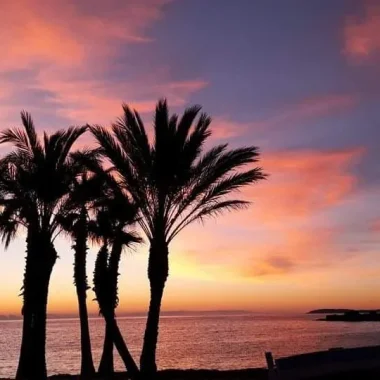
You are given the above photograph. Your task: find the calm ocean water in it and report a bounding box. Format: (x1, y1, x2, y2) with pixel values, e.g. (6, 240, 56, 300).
(1, 313, 380, 377)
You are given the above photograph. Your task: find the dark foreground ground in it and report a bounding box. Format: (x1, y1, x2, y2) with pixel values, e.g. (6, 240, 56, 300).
(3, 368, 380, 379)
(51, 369, 267, 379)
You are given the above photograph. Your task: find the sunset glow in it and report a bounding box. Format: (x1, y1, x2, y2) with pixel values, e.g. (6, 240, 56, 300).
(1, 0, 380, 316)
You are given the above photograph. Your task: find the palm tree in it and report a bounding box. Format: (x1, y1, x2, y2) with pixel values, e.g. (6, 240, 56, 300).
(90, 178, 141, 378)
(57, 174, 107, 378)
(0, 112, 88, 379)
(91, 99, 266, 375)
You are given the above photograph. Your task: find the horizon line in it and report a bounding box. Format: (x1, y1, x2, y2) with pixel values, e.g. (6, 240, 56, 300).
(0, 309, 298, 320)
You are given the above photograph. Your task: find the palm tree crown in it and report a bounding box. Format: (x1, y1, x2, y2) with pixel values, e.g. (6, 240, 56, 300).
(91, 99, 265, 244)
(0, 111, 89, 245)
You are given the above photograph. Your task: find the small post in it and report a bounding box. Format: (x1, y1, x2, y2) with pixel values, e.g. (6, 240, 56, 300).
(265, 351, 275, 370)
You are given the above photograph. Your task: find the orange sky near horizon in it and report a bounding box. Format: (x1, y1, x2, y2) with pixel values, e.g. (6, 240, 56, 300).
(1, 0, 380, 316)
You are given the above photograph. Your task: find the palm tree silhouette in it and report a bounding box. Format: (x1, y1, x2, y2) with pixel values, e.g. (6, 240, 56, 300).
(90, 177, 141, 378)
(91, 99, 266, 375)
(0, 112, 88, 379)
(57, 173, 107, 378)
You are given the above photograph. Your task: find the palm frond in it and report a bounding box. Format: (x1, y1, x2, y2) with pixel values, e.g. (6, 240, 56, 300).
(0, 128, 31, 154)
(176, 105, 202, 146)
(190, 146, 263, 200)
(154, 99, 170, 150)
(20, 111, 43, 157)
(120, 230, 143, 248)
(201, 168, 265, 203)
(182, 113, 212, 167)
(168, 200, 249, 241)
(115, 104, 151, 170)
(91, 124, 154, 238)
(57, 126, 88, 167)
(0, 219, 18, 249)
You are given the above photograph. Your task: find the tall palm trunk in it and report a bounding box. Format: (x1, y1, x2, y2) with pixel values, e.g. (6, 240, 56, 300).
(73, 210, 95, 378)
(77, 293, 95, 378)
(140, 239, 169, 376)
(16, 232, 57, 380)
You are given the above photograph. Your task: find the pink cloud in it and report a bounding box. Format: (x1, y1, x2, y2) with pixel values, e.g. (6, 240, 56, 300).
(344, 3, 380, 58)
(371, 219, 380, 232)
(208, 118, 250, 140)
(0, 0, 171, 70)
(242, 147, 365, 224)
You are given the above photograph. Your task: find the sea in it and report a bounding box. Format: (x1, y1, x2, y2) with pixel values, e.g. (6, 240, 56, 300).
(1, 313, 380, 378)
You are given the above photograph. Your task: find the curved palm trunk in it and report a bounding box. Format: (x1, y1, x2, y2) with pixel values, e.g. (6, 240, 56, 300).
(107, 238, 139, 377)
(99, 313, 139, 378)
(109, 316, 139, 377)
(102, 312, 139, 378)
(140, 239, 169, 376)
(73, 211, 95, 378)
(95, 243, 139, 378)
(16, 232, 57, 380)
(98, 321, 114, 376)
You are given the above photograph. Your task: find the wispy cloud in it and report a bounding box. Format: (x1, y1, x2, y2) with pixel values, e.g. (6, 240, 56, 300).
(246, 255, 296, 277)
(0, 0, 209, 128)
(253, 94, 357, 131)
(240, 227, 343, 278)
(32, 72, 207, 125)
(209, 94, 357, 142)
